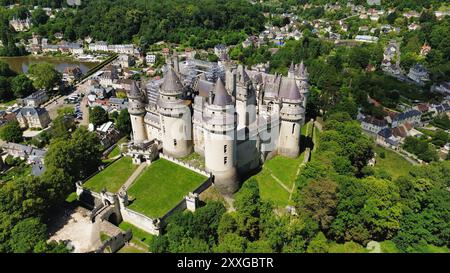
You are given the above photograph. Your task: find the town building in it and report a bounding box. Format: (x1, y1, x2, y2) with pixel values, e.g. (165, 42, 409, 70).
(361, 116, 388, 135)
(17, 90, 49, 107)
(63, 66, 83, 83)
(9, 17, 31, 32)
(15, 107, 51, 129)
(391, 109, 422, 128)
(408, 64, 430, 85)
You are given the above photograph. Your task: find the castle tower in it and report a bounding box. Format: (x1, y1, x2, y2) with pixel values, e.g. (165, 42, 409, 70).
(203, 78, 238, 196)
(277, 76, 304, 158)
(127, 81, 147, 143)
(235, 65, 257, 132)
(297, 61, 309, 110)
(158, 67, 193, 158)
(288, 61, 295, 78)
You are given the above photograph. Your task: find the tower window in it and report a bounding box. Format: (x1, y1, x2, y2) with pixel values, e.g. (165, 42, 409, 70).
(224, 156, 228, 165)
(224, 145, 227, 153)
(174, 139, 177, 146)
(292, 124, 295, 134)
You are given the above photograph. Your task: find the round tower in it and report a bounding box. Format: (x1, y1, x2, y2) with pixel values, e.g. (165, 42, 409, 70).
(158, 67, 193, 158)
(127, 81, 147, 143)
(203, 78, 238, 196)
(235, 65, 257, 132)
(277, 77, 304, 158)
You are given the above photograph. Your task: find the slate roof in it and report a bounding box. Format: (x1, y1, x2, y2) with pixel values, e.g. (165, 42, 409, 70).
(127, 81, 142, 99)
(16, 107, 48, 118)
(279, 77, 300, 100)
(160, 67, 183, 94)
(363, 116, 388, 127)
(378, 128, 392, 138)
(393, 109, 421, 121)
(212, 78, 233, 106)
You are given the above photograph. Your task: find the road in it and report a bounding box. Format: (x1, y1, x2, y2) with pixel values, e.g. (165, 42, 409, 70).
(43, 69, 105, 123)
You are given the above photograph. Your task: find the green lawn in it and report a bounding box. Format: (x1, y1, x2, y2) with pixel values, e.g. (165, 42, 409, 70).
(0, 164, 31, 182)
(263, 154, 304, 190)
(119, 221, 153, 250)
(246, 121, 313, 208)
(253, 168, 291, 207)
(117, 245, 147, 253)
(83, 157, 137, 193)
(127, 159, 206, 218)
(373, 146, 414, 179)
(107, 137, 128, 159)
(107, 145, 121, 159)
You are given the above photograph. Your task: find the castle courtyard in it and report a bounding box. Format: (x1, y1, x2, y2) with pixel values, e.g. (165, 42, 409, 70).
(83, 156, 138, 193)
(126, 159, 207, 218)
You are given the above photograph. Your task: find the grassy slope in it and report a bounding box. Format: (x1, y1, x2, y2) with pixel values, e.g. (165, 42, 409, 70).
(373, 146, 414, 179)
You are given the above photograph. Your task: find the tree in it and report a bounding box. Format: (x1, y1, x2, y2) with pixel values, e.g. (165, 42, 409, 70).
(306, 232, 329, 253)
(217, 213, 237, 241)
(330, 177, 402, 244)
(234, 179, 261, 240)
(0, 121, 22, 143)
(51, 115, 75, 139)
(28, 62, 62, 92)
(31, 8, 49, 25)
(298, 179, 339, 231)
(213, 233, 247, 253)
(191, 202, 226, 244)
(116, 109, 131, 135)
(393, 162, 450, 251)
(246, 240, 272, 253)
(11, 74, 35, 98)
(0, 76, 13, 101)
(89, 106, 109, 127)
(9, 218, 47, 253)
(45, 127, 102, 182)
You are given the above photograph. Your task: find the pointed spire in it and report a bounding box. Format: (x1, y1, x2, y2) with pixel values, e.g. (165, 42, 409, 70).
(161, 66, 183, 94)
(289, 61, 295, 72)
(127, 80, 142, 99)
(212, 78, 233, 106)
(298, 60, 308, 78)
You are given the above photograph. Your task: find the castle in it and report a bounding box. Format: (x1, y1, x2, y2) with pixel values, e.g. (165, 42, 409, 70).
(127, 55, 309, 196)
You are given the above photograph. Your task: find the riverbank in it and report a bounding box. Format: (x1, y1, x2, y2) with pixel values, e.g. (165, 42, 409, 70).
(0, 55, 99, 74)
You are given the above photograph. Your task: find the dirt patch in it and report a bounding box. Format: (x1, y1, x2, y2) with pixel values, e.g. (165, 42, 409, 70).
(47, 206, 101, 253)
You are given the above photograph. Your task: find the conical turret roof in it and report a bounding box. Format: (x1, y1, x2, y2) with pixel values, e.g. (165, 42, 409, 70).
(161, 67, 183, 94)
(298, 60, 308, 78)
(289, 61, 295, 72)
(127, 80, 142, 99)
(212, 78, 233, 106)
(279, 77, 301, 100)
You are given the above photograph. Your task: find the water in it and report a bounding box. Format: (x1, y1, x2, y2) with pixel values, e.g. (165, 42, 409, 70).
(0, 56, 98, 75)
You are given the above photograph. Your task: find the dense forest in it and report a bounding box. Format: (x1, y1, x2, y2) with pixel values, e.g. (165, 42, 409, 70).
(0, 0, 264, 51)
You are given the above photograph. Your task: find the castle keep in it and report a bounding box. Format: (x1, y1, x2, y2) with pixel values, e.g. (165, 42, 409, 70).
(127, 56, 309, 196)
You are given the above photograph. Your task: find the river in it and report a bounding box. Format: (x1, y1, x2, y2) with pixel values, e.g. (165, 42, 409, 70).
(0, 55, 98, 75)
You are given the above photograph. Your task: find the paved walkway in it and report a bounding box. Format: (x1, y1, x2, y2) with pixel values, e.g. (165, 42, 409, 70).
(121, 163, 146, 191)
